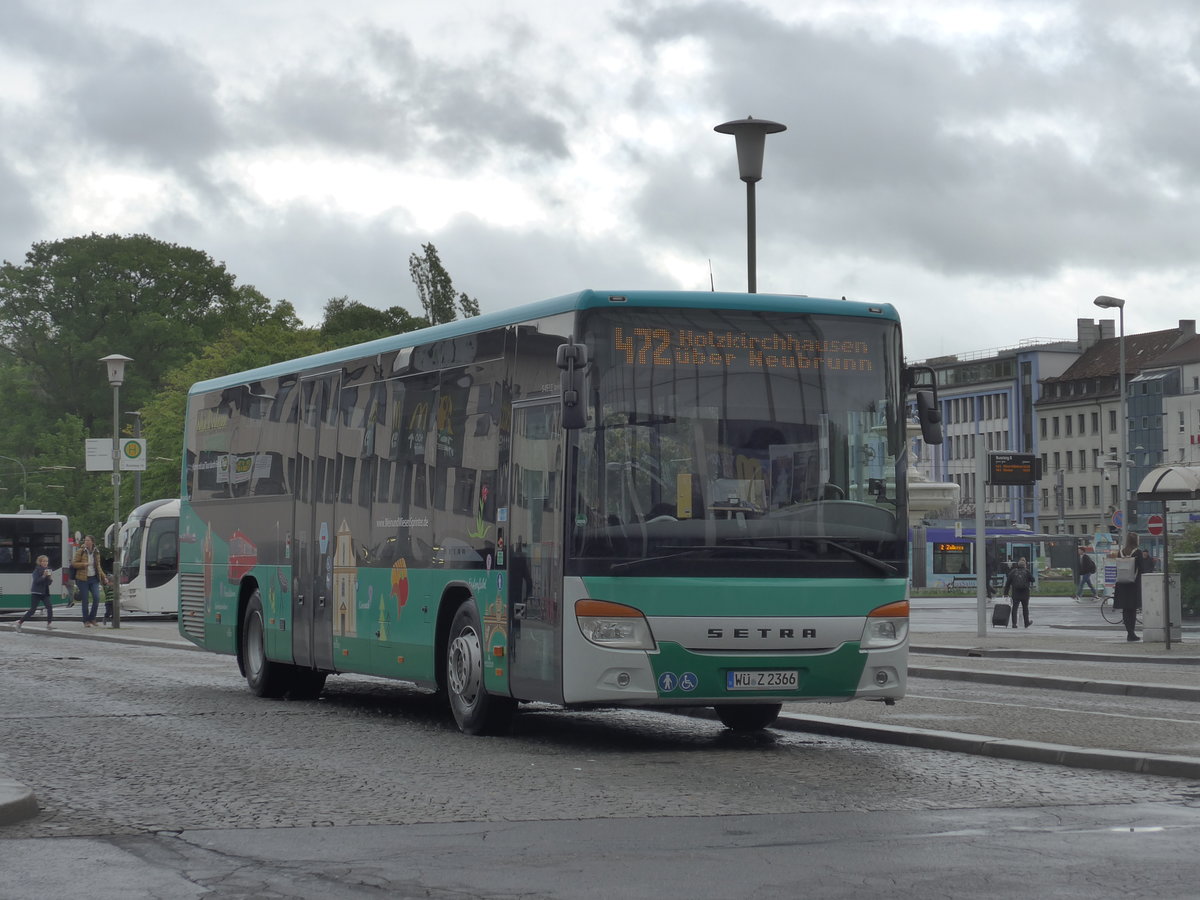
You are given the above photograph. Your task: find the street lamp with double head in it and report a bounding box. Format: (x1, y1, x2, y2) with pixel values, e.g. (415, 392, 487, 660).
(101, 354, 132, 629)
(1094, 296, 1127, 544)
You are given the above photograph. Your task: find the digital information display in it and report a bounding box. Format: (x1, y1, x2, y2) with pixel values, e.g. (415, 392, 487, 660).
(988, 452, 1040, 485)
(612, 326, 876, 372)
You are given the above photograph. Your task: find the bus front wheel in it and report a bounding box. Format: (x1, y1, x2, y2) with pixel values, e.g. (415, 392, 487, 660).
(446, 599, 516, 735)
(243, 592, 288, 698)
(714, 703, 782, 732)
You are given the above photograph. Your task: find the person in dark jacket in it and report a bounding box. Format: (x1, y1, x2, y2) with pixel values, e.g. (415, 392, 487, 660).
(14, 555, 54, 632)
(1003, 557, 1035, 628)
(1114, 532, 1149, 642)
(1073, 546, 1098, 601)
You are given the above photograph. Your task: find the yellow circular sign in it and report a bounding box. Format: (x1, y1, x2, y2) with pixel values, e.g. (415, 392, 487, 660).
(122, 440, 143, 460)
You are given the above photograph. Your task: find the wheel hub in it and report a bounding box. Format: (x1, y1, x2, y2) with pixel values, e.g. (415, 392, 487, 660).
(448, 628, 482, 703)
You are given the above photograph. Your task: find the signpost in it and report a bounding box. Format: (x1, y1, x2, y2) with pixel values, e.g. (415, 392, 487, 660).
(85, 439, 146, 471)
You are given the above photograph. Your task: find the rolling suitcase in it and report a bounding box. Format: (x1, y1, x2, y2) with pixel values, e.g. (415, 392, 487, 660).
(992, 601, 1012, 627)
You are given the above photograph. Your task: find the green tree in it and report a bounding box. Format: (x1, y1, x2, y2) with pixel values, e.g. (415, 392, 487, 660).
(408, 243, 480, 325)
(319, 295, 428, 346)
(0, 234, 293, 436)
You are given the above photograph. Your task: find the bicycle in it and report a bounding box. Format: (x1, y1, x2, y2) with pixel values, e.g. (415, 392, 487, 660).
(1100, 595, 1142, 626)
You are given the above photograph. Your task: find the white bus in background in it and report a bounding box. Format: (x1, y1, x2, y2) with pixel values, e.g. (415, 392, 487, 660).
(0, 511, 68, 610)
(117, 498, 179, 615)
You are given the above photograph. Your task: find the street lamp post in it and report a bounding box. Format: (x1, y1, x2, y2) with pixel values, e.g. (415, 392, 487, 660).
(101, 354, 132, 629)
(714, 116, 787, 293)
(1094, 296, 1127, 544)
(0, 455, 28, 509)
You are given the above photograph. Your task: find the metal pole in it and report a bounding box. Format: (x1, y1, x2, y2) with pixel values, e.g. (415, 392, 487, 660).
(746, 180, 757, 293)
(1117, 306, 1127, 545)
(1162, 499, 1171, 651)
(111, 384, 122, 629)
(129, 412, 142, 508)
(976, 430, 987, 637)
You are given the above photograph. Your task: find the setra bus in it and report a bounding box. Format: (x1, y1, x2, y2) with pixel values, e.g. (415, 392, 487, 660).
(116, 498, 180, 615)
(0, 511, 68, 610)
(179, 290, 942, 734)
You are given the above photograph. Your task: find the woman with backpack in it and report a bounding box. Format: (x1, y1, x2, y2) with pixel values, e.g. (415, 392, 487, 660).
(1003, 557, 1035, 628)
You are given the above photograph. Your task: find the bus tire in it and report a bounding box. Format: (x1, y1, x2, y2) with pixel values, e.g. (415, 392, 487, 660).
(243, 592, 288, 699)
(714, 703, 782, 732)
(288, 669, 327, 701)
(446, 598, 516, 735)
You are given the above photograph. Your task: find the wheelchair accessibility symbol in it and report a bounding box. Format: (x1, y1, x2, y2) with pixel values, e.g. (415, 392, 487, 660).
(678, 672, 698, 692)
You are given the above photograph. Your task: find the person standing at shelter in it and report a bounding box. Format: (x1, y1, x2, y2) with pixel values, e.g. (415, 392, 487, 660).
(14, 555, 54, 632)
(1003, 557, 1035, 628)
(1073, 546, 1098, 602)
(1114, 532, 1149, 642)
(71, 535, 109, 628)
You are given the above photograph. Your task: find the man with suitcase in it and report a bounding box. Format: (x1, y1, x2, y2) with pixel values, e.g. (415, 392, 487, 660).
(1003, 557, 1035, 628)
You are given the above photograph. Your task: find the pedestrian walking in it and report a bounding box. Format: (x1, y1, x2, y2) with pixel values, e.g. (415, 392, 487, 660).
(1003, 557, 1035, 628)
(71, 534, 109, 627)
(1114, 532, 1149, 642)
(1073, 546, 1099, 602)
(14, 555, 55, 632)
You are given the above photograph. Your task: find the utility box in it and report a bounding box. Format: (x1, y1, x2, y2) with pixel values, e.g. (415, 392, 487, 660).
(1141, 572, 1182, 643)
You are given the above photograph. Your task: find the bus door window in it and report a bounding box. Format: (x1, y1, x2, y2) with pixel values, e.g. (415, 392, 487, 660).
(508, 401, 564, 701)
(294, 371, 340, 670)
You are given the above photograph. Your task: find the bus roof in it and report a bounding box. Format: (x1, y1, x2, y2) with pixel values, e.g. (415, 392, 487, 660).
(189, 289, 901, 394)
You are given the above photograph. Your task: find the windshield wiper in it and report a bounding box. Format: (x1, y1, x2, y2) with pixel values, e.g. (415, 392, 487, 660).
(609, 545, 803, 572)
(716, 536, 899, 577)
(819, 539, 898, 576)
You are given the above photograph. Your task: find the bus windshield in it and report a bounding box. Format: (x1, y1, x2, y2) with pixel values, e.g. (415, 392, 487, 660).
(570, 307, 907, 577)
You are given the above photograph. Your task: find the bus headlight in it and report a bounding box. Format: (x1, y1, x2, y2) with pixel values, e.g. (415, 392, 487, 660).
(575, 599, 656, 650)
(860, 600, 909, 649)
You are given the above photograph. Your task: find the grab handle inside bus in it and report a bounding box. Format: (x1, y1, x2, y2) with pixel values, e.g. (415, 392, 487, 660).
(557, 338, 589, 430)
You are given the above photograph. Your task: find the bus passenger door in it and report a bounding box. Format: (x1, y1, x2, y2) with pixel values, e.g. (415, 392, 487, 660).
(293, 372, 340, 671)
(508, 401, 565, 703)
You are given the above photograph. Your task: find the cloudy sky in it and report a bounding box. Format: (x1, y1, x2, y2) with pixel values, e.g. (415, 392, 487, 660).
(3, 0, 1198, 360)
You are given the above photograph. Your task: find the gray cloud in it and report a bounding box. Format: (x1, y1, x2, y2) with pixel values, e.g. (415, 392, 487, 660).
(245, 26, 569, 169)
(622, 1, 1200, 281)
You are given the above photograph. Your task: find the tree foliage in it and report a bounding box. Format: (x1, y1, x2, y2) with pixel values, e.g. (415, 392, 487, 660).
(408, 243, 480, 325)
(0, 233, 292, 435)
(0, 233, 481, 541)
(319, 295, 428, 346)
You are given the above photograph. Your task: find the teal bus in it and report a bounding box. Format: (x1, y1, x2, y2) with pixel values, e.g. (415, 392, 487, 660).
(179, 290, 942, 734)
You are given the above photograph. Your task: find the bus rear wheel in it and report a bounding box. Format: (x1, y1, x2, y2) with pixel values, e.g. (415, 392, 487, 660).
(446, 599, 516, 735)
(243, 592, 288, 698)
(714, 703, 782, 732)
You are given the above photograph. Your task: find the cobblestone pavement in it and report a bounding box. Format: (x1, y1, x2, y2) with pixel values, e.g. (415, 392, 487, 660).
(2, 634, 1198, 841)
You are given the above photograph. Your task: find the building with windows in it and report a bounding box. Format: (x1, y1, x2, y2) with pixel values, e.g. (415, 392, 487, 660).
(1035, 319, 1197, 537)
(910, 323, 1100, 531)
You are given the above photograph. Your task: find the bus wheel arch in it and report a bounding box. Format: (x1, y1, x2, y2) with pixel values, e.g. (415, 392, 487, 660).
(444, 593, 516, 735)
(242, 588, 288, 698)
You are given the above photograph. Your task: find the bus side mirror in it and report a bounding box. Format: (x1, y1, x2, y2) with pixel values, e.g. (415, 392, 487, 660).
(556, 339, 589, 430)
(915, 390, 942, 445)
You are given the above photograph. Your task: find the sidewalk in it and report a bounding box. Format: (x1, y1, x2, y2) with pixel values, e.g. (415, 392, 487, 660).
(779, 597, 1200, 780)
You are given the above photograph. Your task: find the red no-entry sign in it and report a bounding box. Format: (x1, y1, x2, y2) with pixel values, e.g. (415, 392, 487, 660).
(1146, 514, 1165, 536)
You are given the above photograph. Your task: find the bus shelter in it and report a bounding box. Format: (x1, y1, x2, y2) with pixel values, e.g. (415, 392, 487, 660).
(1135, 465, 1200, 648)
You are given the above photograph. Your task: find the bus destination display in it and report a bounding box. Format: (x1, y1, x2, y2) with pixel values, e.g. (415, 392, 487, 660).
(612, 326, 877, 372)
